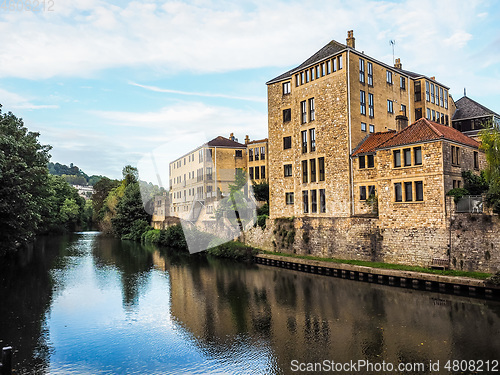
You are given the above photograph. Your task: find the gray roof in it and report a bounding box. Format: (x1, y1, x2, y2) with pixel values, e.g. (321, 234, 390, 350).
(267, 40, 346, 85)
(452, 96, 500, 120)
(207, 136, 246, 148)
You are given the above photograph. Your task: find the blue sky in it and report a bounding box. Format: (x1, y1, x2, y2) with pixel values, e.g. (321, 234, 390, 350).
(1, 0, 499, 183)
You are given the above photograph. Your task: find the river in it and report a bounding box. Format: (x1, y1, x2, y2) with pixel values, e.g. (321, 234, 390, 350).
(0, 232, 499, 374)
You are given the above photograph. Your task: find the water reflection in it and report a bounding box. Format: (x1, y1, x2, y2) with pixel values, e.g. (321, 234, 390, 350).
(0, 233, 499, 374)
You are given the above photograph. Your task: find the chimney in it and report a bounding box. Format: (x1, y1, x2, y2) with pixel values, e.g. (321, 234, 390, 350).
(229, 132, 235, 141)
(346, 30, 355, 49)
(430, 76, 436, 81)
(395, 110, 408, 131)
(394, 58, 402, 69)
(244, 135, 250, 144)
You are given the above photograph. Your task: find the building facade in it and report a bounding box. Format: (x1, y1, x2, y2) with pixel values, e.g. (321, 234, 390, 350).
(245, 136, 268, 184)
(452, 95, 500, 138)
(267, 30, 456, 220)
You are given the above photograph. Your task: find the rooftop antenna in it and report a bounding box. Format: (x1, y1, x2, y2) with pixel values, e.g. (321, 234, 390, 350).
(464, 87, 467, 97)
(390, 40, 396, 65)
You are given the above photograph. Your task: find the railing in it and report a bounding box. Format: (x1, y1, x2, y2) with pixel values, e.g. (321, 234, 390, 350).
(456, 195, 483, 213)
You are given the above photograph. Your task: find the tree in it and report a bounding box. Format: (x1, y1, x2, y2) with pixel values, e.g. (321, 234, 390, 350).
(111, 182, 149, 238)
(480, 125, 500, 213)
(92, 177, 120, 223)
(252, 180, 269, 203)
(0, 107, 52, 253)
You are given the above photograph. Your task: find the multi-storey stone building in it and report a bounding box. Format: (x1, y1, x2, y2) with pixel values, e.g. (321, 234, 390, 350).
(169, 134, 247, 222)
(452, 95, 500, 138)
(266, 30, 457, 219)
(244, 136, 268, 184)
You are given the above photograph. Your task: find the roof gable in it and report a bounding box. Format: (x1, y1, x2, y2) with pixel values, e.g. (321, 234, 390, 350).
(452, 96, 500, 120)
(207, 136, 246, 148)
(378, 118, 480, 149)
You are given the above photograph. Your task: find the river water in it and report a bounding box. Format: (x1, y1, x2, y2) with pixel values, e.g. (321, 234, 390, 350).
(0, 232, 499, 374)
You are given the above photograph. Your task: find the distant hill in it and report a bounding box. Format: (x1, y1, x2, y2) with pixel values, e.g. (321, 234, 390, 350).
(47, 162, 106, 186)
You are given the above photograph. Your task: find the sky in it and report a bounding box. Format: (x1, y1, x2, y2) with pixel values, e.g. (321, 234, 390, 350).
(1, 0, 499, 184)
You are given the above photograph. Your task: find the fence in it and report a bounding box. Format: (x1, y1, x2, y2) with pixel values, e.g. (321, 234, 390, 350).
(456, 195, 483, 213)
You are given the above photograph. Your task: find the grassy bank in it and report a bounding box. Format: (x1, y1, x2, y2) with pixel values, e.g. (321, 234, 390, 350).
(260, 250, 492, 280)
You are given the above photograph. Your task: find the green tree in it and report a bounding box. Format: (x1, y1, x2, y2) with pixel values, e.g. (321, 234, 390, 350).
(252, 180, 269, 203)
(480, 125, 500, 213)
(111, 182, 149, 238)
(92, 177, 120, 222)
(0, 107, 52, 253)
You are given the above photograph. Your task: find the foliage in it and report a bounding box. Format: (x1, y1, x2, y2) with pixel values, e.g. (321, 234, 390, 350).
(462, 170, 488, 195)
(122, 165, 139, 186)
(111, 182, 149, 239)
(92, 177, 120, 223)
(480, 125, 500, 213)
(256, 215, 268, 229)
(48, 161, 104, 186)
(257, 203, 269, 216)
(252, 180, 269, 203)
(487, 271, 500, 286)
(0, 107, 52, 253)
(122, 219, 151, 241)
(206, 241, 258, 261)
(446, 188, 470, 203)
(364, 194, 378, 214)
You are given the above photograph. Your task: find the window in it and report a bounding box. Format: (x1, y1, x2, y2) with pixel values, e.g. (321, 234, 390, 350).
(474, 151, 479, 170)
(367, 154, 374, 168)
(426, 108, 431, 120)
(368, 93, 374, 117)
(415, 181, 423, 201)
(332, 58, 337, 72)
(400, 76, 406, 90)
(309, 98, 315, 121)
(254, 147, 259, 161)
(318, 157, 325, 181)
(441, 113, 445, 124)
(300, 71, 305, 85)
(284, 164, 292, 177)
(368, 185, 376, 197)
(261, 166, 265, 179)
(286, 192, 294, 205)
(321, 63, 325, 76)
(445, 115, 449, 125)
(387, 100, 394, 114)
(305, 160, 315, 185)
(369, 124, 375, 133)
(360, 90, 366, 115)
(451, 146, 460, 165)
(415, 108, 422, 120)
(386, 70, 393, 84)
(361, 122, 367, 132)
(403, 148, 411, 166)
(249, 149, 253, 161)
(316, 65, 320, 79)
(283, 81, 291, 95)
(367, 62, 373, 86)
(295, 74, 300, 87)
(444, 90, 448, 109)
(311, 190, 317, 213)
(327, 60, 331, 74)
(283, 136, 292, 149)
(301, 100, 307, 124)
(301, 130, 307, 153)
(436, 111, 440, 124)
(306, 70, 310, 83)
(404, 181, 413, 201)
(426, 81, 430, 101)
(359, 155, 366, 169)
(395, 182, 402, 202)
(439, 87, 444, 107)
(260, 146, 265, 160)
(249, 167, 254, 180)
(394, 150, 401, 168)
(360, 186, 367, 200)
(359, 58, 365, 83)
(206, 167, 213, 180)
(414, 147, 422, 165)
(254, 166, 260, 180)
(199, 149, 203, 162)
(320, 189, 326, 213)
(431, 83, 435, 103)
(432, 110, 436, 122)
(338, 55, 343, 69)
(302, 160, 308, 183)
(235, 150, 242, 158)
(401, 104, 406, 117)
(310, 67, 315, 81)
(283, 108, 291, 122)
(309, 128, 316, 152)
(415, 81, 421, 102)
(303, 191, 309, 213)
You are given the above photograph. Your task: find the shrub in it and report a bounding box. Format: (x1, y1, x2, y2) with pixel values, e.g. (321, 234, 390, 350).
(256, 214, 268, 229)
(446, 187, 469, 203)
(122, 219, 151, 241)
(207, 241, 259, 261)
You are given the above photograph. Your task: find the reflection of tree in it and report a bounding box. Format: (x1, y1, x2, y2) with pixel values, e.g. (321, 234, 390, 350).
(0, 235, 77, 372)
(92, 236, 154, 311)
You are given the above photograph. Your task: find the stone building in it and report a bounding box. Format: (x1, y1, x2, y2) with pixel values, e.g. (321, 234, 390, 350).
(266, 30, 456, 220)
(169, 134, 247, 222)
(152, 192, 169, 222)
(351, 118, 486, 228)
(452, 95, 500, 138)
(244, 136, 268, 184)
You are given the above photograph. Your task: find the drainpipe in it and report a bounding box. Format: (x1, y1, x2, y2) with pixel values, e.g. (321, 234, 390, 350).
(347, 49, 354, 216)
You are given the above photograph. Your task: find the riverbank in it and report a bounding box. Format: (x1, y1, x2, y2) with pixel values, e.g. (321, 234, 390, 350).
(254, 252, 500, 300)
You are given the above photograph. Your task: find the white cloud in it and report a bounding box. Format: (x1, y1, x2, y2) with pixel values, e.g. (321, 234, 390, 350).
(0, 88, 59, 110)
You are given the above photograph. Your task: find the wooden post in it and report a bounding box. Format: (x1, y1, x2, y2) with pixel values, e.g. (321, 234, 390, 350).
(1, 346, 12, 375)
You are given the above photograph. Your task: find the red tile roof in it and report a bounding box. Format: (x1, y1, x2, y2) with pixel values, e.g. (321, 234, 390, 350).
(377, 118, 480, 149)
(351, 131, 397, 156)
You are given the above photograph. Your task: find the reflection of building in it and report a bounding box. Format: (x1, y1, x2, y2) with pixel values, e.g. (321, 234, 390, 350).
(452, 95, 500, 138)
(245, 136, 268, 183)
(351, 118, 485, 226)
(266, 30, 456, 219)
(168, 134, 247, 223)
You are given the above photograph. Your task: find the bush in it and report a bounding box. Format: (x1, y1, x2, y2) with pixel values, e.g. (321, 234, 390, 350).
(141, 228, 161, 244)
(256, 214, 268, 229)
(206, 241, 259, 261)
(446, 188, 469, 202)
(257, 203, 269, 216)
(122, 219, 151, 241)
(159, 224, 188, 250)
